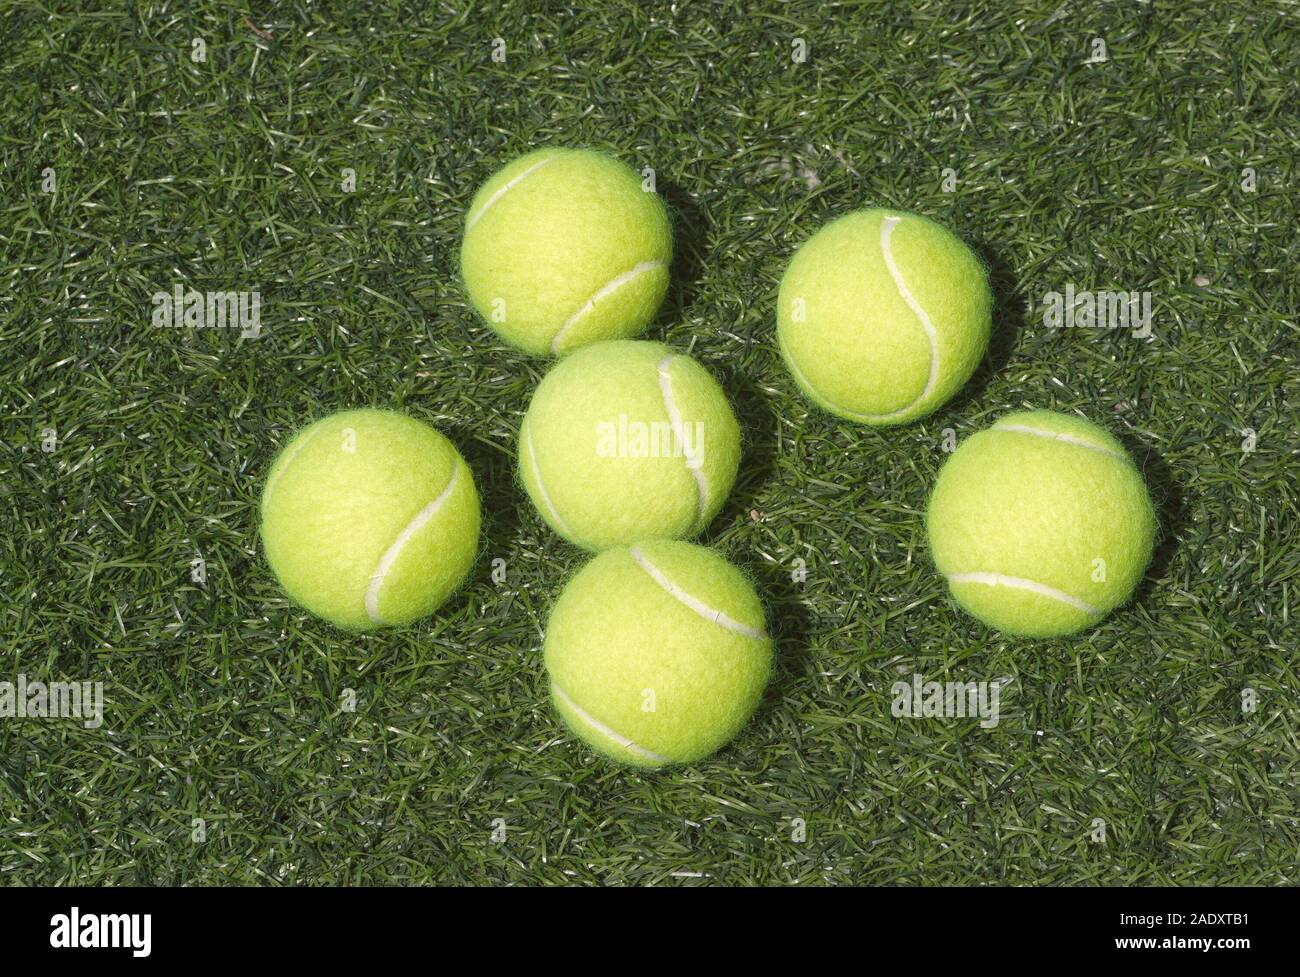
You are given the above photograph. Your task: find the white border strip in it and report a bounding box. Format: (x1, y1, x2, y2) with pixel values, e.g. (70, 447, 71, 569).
(365, 465, 461, 624)
(994, 424, 1129, 461)
(553, 683, 669, 764)
(947, 571, 1100, 616)
(465, 153, 558, 232)
(656, 354, 709, 527)
(549, 260, 665, 353)
(630, 547, 766, 639)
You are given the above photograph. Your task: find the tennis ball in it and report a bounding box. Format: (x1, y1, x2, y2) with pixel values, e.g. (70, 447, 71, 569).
(520, 339, 741, 551)
(260, 409, 481, 631)
(545, 540, 772, 768)
(927, 410, 1156, 638)
(777, 208, 992, 425)
(461, 148, 673, 357)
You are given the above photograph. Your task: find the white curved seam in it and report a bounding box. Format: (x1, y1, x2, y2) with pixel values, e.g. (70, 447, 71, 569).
(526, 425, 575, 539)
(656, 354, 709, 529)
(465, 154, 558, 232)
(947, 572, 1101, 616)
(553, 683, 669, 764)
(994, 424, 1128, 462)
(365, 465, 461, 625)
(262, 424, 324, 510)
(873, 214, 940, 420)
(630, 547, 767, 639)
(549, 259, 665, 353)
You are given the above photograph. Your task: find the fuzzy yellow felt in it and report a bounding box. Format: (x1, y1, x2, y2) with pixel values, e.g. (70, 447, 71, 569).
(927, 410, 1156, 637)
(545, 540, 772, 768)
(519, 340, 741, 551)
(461, 148, 672, 356)
(777, 208, 991, 425)
(261, 409, 480, 630)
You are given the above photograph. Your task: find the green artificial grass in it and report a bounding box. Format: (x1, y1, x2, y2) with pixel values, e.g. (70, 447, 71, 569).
(1, 0, 1297, 885)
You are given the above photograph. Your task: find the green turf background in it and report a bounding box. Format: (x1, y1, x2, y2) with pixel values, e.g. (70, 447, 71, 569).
(1, 1, 1296, 885)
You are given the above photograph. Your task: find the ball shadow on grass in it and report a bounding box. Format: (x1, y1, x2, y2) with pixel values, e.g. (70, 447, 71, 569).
(655, 178, 708, 334)
(706, 358, 818, 726)
(936, 240, 1024, 422)
(1119, 433, 1185, 614)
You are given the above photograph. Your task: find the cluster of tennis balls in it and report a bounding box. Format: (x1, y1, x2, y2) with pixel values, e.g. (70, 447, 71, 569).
(260, 147, 1157, 770)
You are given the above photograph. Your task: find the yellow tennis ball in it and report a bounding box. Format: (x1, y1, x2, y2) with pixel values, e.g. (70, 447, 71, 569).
(461, 148, 672, 356)
(927, 410, 1156, 638)
(260, 409, 480, 630)
(545, 541, 773, 768)
(777, 208, 992, 425)
(520, 339, 741, 551)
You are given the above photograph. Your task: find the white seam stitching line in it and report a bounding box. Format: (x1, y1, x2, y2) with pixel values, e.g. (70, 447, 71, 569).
(994, 424, 1129, 461)
(872, 214, 940, 420)
(656, 354, 709, 529)
(262, 424, 324, 510)
(630, 546, 767, 639)
(365, 464, 461, 625)
(552, 683, 669, 764)
(525, 424, 575, 539)
(946, 572, 1101, 616)
(549, 259, 665, 354)
(465, 154, 558, 232)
